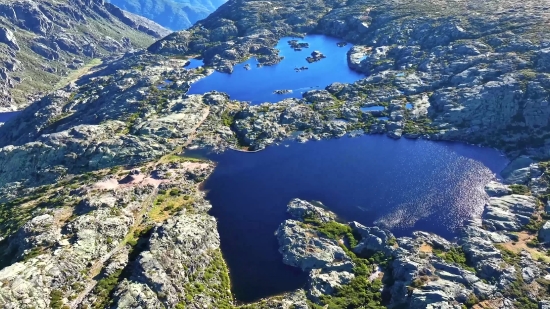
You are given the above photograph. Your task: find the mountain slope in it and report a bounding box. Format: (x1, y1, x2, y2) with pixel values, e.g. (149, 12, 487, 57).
(0, 0, 171, 111)
(107, 0, 227, 30)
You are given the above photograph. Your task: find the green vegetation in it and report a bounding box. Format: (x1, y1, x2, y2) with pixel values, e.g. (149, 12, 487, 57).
(182, 249, 233, 308)
(494, 244, 520, 264)
(525, 216, 544, 233)
(91, 269, 124, 309)
(309, 248, 388, 309)
(403, 118, 439, 135)
(505, 273, 539, 309)
(433, 247, 475, 272)
(54, 58, 103, 89)
(50, 289, 68, 309)
(221, 110, 236, 127)
(302, 215, 360, 248)
(158, 153, 206, 164)
(509, 184, 530, 195)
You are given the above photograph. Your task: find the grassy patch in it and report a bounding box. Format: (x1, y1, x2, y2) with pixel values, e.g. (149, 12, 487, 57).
(303, 215, 360, 248)
(158, 153, 206, 164)
(433, 246, 475, 272)
(221, 110, 236, 127)
(149, 189, 194, 222)
(54, 58, 103, 89)
(509, 184, 530, 195)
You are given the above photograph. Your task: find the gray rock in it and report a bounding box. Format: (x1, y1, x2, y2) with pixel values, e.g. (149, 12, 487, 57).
(30, 42, 60, 60)
(350, 221, 395, 255)
(483, 195, 537, 231)
(287, 198, 335, 223)
(308, 269, 355, 302)
(413, 231, 452, 250)
(276, 220, 353, 271)
(0, 27, 19, 51)
(501, 156, 534, 184)
(485, 181, 512, 197)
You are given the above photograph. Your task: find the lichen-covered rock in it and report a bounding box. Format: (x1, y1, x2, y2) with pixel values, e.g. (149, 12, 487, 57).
(276, 219, 352, 271)
(308, 269, 355, 302)
(113, 213, 223, 308)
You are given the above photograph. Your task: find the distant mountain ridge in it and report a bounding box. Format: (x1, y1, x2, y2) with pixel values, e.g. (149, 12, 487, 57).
(0, 0, 171, 111)
(107, 0, 227, 30)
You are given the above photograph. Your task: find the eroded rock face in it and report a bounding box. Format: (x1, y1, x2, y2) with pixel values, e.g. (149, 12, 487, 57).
(0, 27, 19, 51)
(114, 213, 221, 308)
(483, 195, 537, 231)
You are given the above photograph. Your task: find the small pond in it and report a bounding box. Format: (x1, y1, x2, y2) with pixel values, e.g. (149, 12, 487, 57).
(187, 35, 363, 104)
(185, 58, 204, 69)
(361, 106, 385, 112)
(187, 135, 509, 302)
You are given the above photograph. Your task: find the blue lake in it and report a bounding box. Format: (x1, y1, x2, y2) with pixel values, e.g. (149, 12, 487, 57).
(187, 35, 364, 104)
(185, 58, 204, 69)
(0, 112, 20, 122)
(361, 106, 385, 112)
(189, 135, 509, 302)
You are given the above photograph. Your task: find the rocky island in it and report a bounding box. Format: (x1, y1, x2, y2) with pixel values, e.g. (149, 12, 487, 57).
(1, 0, 550, 308)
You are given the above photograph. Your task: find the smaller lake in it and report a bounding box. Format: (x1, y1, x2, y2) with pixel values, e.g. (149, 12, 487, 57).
(187, 35, 363, 104)
(361, 106, 385, 112)
(185, 58, 204, 69)
(189, 135, 509, 302)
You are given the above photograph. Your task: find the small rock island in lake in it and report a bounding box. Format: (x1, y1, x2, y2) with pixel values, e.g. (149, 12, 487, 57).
(306, 50, 327, 63)
(273, 89, 292, 94)
(288, 39, 310, 51)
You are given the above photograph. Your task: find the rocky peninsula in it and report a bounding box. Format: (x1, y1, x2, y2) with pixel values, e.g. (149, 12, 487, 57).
(0, 0, 550, 308)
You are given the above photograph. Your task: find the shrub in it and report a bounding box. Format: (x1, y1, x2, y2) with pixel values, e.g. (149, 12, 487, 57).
(509, 184, 530, 195)
(50, 289, 64, 309)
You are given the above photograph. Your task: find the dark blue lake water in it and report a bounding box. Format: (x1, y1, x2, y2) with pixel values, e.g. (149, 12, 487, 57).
(188, 135, 508, 302)
(187, 35, 363, 104)
(0, 112, 20, 122)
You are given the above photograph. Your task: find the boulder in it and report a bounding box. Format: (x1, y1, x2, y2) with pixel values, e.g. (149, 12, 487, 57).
(484, 181, 511, 197)
(350, 221, 395, 255)
(287, 198, 335, 223)
(536, 48, 550, 73)
(540, 300, 550, 309)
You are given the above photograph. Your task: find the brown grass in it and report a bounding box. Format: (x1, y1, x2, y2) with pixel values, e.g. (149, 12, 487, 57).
(501, 231, 550, 263)
(419, 243, 433, 253)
